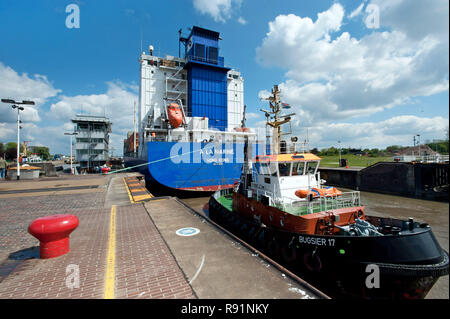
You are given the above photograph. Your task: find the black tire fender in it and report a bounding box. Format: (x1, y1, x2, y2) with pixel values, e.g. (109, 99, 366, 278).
(303, 251, 322, 272)
(281, 243, 297, 264)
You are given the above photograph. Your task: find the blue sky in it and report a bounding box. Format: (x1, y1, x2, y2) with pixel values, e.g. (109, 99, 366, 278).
(0, 0, 448, 155)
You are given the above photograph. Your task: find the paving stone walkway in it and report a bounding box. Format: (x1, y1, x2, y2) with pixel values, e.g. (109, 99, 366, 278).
(0, 174, 195, 299)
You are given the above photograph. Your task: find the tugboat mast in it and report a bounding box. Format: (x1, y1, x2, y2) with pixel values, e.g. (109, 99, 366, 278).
(260, 85, 295, 154)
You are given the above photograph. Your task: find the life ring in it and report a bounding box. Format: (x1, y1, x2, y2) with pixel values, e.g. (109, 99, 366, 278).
(303, 251, 322, 272)
(281, 243, 297, 264)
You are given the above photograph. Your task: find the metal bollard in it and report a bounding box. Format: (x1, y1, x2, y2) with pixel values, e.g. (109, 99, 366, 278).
(28, 214, 79, 259)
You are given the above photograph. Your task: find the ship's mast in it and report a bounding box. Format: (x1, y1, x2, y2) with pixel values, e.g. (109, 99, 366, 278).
(260, 85, 295, 155)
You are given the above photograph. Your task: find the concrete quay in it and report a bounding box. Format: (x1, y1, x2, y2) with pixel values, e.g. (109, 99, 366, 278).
(0, 173, 323, 299)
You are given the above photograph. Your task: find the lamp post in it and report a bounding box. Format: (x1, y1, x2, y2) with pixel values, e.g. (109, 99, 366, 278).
(134, 101, 137, 157)
(338, 140, 342, 164)
(64, 132, 78, 174)
(1, 99, 35, 180)
(417, 134, 421, 161)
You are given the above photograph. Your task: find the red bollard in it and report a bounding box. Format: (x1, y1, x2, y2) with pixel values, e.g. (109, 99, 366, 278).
(28, 214, 79, 259)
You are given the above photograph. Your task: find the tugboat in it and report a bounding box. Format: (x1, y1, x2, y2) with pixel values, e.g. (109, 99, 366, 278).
(209, 85, 449, 299)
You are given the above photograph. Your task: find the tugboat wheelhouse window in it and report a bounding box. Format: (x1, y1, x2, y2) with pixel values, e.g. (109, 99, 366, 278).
(279, 163, 291, 176)
(291, 162, 305, 176)
(305, 161, 318, 174)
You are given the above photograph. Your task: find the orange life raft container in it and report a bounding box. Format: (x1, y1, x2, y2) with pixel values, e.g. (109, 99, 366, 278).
(167, 103, 183, 128)
(295, 187, 342, 199)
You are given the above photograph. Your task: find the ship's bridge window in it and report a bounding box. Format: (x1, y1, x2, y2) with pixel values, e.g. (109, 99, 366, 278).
(305, 161, 318, 174)
(255, 162, 278, 176)
(291, 162, 305, 176)
(279, 163, 291, 176)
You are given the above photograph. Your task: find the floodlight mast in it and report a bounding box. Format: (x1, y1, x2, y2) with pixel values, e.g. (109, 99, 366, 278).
(64, 132, 78, 174)
(1, 99, 35, 179)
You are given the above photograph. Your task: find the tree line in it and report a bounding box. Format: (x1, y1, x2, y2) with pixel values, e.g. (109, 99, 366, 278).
(0, 142, 50, 161)
(311, 141, 449, 157)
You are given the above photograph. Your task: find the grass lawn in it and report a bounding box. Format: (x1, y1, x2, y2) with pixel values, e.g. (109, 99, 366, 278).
(318, 154, 392, 168)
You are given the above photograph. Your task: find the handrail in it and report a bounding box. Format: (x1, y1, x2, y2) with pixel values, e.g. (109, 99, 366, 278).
(275, 191, 361, 215)
(256, 189, 360, 215)
(215, 187, 360, 216)
(393, 154, 449, 163)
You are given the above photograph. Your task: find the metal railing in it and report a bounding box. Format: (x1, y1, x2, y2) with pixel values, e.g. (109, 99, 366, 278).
(214, 186, 361, 216)
(393, 155, 449, 163)
(271, 191, 361, 216)
(185, 54, 224, 66)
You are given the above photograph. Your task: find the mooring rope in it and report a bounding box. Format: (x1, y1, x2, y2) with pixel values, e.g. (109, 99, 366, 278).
(106, 147, 205, 175)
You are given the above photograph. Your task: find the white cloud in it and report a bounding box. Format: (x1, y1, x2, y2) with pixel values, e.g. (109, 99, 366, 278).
(237, 16, 247, 25)
(193, 0, 242, 23)
(48, 81, 138, 155)
(303, 115, 449, 149)
(256, 1, 449, 136)
(0, 123, 14, 140)
(0, 62, 138, 155)
(0, 122, 71, 155)
(0, 62, 61, 123)
(257, 89, 271, 100)
(245, 112, 260, 119)
(371, 0, 448, 41)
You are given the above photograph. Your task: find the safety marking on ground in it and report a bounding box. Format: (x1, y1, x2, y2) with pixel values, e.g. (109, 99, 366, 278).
(127, 184, 144, 188)
(189, 254, 205, 284)
(133, 194, 153, 202)
(176, 227, 200, 237)
(104, 205, 116, 299)
(129, 188, 147, 192)
(123, 178, 136, 204)
(123, 177, 154, 203)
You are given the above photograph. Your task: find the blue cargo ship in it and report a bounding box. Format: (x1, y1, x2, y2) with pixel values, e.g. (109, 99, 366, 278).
(125, 26, 264, 191)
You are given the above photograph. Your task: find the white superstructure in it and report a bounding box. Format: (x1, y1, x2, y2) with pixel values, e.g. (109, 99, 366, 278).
(137, 49, 253, 158)
(227, 70, 245, 129)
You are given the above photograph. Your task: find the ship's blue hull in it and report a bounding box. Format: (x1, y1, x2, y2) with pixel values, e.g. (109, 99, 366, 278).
(125, 141, 264, 191)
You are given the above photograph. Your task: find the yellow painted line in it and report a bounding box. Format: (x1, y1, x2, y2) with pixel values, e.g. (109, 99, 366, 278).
(104, 205, 116, 299)
(123, 178, 136, 204)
